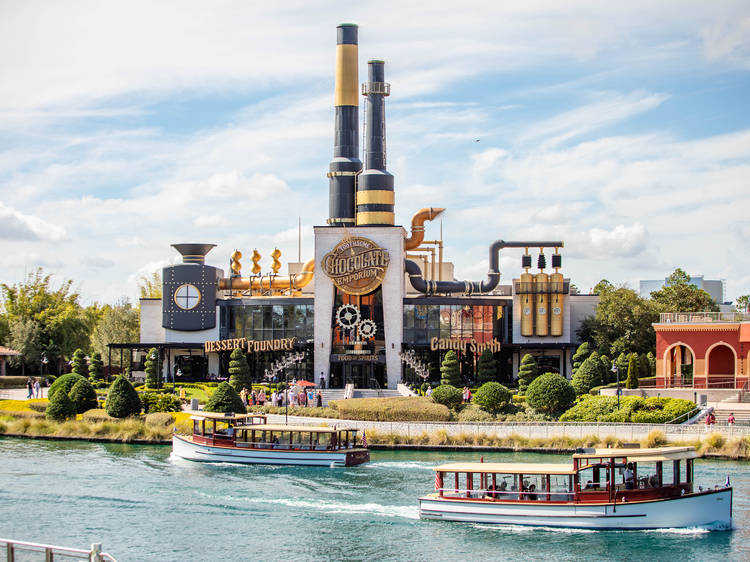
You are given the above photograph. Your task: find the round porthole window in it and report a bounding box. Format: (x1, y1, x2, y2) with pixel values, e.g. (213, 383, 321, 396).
(174, 284, 201, 310)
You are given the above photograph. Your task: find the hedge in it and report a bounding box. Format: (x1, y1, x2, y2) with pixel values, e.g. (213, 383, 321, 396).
(559, 395, 696, 424)
(526, 373, 576, 415)
(331, 397, 450, 422)
(69, 379, 99, 414)
(472, 382, 511, 414)
(48, 374, 87, 401)
(204, 382, 245, 414)
(431, 385, 462, 410)
(106, 376, 143, 418)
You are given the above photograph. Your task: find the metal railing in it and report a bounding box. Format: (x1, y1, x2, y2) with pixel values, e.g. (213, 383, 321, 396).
(658, 312, 750, 324)
(665, 406, 702, 425)
(1, 538, 118, 561)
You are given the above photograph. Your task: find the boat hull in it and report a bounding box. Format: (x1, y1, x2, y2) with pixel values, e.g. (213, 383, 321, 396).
(419, 488, 732, 530)
(172, 434, 369, 467)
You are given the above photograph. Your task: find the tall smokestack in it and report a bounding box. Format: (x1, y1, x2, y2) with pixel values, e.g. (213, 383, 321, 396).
(356, 60, 394, 226)
(327, 23, 361, 227)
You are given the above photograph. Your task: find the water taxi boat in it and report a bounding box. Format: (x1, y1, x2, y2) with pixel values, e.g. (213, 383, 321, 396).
(172, 411, 369, 467)
(419, 446, 731, 530)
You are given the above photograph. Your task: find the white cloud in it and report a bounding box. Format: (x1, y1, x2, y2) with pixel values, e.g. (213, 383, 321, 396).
(194, 215, 222, 229)
(0, 202, 67, 241)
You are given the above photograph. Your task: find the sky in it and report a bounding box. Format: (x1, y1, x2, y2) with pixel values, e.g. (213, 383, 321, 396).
(1, 1, 749, 306)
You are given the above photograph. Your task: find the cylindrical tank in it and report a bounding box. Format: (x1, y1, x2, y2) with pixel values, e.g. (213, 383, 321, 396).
(549, 271, 564, 336)
(520, 272, 534, 337)
(535, 272, 549, 336)
(328, 24, 361, 226)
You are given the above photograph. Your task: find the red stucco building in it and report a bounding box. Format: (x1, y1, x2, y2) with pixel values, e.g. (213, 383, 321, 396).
(654, 312, 750, 389)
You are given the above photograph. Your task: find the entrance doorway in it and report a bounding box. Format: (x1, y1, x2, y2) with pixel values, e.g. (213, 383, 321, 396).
(329, 361, 385, 389)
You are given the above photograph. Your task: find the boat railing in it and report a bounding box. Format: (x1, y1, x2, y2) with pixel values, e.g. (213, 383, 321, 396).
(438, 488, 575, 501)
(0, 538, 118, 561)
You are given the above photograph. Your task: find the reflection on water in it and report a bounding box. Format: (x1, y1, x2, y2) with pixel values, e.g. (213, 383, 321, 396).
(0, 438, 747, 562)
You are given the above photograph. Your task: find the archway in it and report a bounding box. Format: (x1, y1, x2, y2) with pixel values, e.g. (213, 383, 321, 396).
(663, 343, 695, 387)
(706, 343, 736, 388)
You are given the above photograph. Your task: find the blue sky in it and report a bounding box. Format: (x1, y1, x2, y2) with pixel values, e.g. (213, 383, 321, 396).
(1, 1, 749, 304)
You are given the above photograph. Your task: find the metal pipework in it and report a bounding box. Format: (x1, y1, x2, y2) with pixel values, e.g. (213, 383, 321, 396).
(218, 258, 315, 293)
(328, 23, 361, 226)
(405, 240, 564, 295)
(404, 207, 445, 250)
(356, 59, 394, 226)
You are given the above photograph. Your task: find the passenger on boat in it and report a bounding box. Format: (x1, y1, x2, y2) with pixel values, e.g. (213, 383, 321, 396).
(624, 462, 635, 489)
(271, 436, 279, 448)
(226, 424, 234, 438)
(527, 484, 537, 501)
(499, 481, 507, 494)
(585, 480, 594, 489)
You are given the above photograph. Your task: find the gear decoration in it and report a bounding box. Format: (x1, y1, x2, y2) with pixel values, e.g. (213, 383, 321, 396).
(336, 304, 361, 329)
(358, 319, 377, 340)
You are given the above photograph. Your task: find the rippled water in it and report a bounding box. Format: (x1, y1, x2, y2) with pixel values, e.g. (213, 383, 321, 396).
(1, 437, 749, 561)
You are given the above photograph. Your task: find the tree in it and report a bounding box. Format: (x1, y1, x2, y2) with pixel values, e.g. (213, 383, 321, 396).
(572, 353, 603, 395)
(144, 348, 162, 389)
(48, 373, 87, 401)
(646, 352, 656, 376)
(89, 351, 104, 381)
(736, 295, 750, 313)
(526, 373, 576, 416)
(577, 283, 659, 357)
(517, 354, 538, 393)
(440, 351, 461, 386)
(431, 384, 463, 410)
(228, 348, 252, 391)
(138, 271, 162, 298)
(650, 269, 719, 313)
(571, 342, 591, 375)
(615, 352, 629, 381)
(45, 389, 76, 421)
(598, 354, 611, 384)
(90, 300, 139, 374)
(106, 376, 142, 418)
(472, 382, 511, 414)
(476, 349, 497, 384)
(71, 348, 87, 378)
(69, 378, 99, 414)
(204, 381, 246, 414)
(639, 353, 650, 380)
(7, 317, 42, 369)
(626, 353, 639, 389)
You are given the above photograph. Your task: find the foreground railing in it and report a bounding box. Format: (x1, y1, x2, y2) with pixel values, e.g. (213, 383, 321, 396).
(0, 538, 117, 561)
(659, 311, 749, 324)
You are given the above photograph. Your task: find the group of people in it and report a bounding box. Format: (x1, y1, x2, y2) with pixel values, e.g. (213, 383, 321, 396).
(26, 377, 42, 399)
(239, 386, 323, 409)
(239, 387, 268, 407)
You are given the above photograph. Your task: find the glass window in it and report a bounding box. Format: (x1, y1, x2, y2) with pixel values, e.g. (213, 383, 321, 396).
(428, 306, 440, 329)
(415, 305, 427, 330)
(404, 305, 415, 329)
(451, 305, 462, 338)
(440, 306, 451, 338)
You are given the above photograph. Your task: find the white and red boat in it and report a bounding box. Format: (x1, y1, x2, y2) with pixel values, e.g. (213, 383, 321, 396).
(419, 447, 731, 530)
(172, 411, 369, 467)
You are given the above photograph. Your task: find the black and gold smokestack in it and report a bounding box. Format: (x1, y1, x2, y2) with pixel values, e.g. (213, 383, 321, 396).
(327, 23, 361, 226)
(356, 60, 394, 226)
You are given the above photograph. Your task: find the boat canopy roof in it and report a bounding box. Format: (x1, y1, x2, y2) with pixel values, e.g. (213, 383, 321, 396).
(572, 446, 698, 462)
(188, 411, 266, 421)
(433, 462, 577, 475)
(234, 424, 357, 434)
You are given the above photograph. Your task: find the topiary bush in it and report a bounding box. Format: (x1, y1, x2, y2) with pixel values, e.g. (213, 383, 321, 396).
(45, 389, 76, 421)
(228, 348, 252, 392)
(71, 348, 88, 378)
(431, 384, 463, 410)
(472, 382, 511, 414)
(476, 349, 497, 384)
(626, 353, 639, 389)
(69, 378, 99, 414)
(88, 351, 104, 381)
(572, 342, 591, 375)
(440, 351, 461, 386)
(144, 348, 162, 389)
(204, 382, 246, 414)
(526, 373, 576, 416)
(48, 373, 87, 401)
(517, 354, 538, 393)
(572, 354, 602, 396)
(106, 376, 143, 418)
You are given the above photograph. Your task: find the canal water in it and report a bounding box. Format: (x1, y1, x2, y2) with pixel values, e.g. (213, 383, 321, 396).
(1, 437, 748, 561)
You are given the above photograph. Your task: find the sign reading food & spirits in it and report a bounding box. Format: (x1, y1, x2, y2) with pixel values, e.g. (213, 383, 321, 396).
(430, 337, 501, 354)
(204, 337, 296, 353)
(321, 236, 390, 296)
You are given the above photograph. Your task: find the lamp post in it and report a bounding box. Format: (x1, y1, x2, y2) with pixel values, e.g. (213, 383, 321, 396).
(611, 363, 620, 409)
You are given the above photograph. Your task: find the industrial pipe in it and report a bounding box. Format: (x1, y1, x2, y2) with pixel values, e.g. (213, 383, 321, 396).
(219, 258, 315, 292)
(404, 207, 445, 250)
(405, 240, 564, 295)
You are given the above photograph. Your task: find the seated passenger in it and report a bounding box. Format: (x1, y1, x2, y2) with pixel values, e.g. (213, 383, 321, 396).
(498, 481, 508, 495)
(527, 484, 538, 501)
(585, 480, 594, 489)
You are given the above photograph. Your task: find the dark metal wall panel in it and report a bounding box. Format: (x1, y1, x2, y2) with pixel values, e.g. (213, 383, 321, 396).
(162, 264, 220, 331)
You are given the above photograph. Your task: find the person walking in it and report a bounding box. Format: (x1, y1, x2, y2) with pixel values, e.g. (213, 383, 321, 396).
(727, 413, 736, 426)
(258, 389, 266, 406)
(316, 390, 323, 407)
(26, 377, 34, 400)
(33, 378, 41, 398)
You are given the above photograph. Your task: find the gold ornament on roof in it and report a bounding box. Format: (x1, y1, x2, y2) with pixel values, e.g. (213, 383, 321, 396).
(230, 250, 242, 275)
(251, 249, 262, 275)
(270, 248, 282, 274)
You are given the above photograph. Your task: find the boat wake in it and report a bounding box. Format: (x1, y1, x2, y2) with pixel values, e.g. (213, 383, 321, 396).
(242, 496, 420, 519)
(368, 461, 434, 471)
(472, 524, 596, 534)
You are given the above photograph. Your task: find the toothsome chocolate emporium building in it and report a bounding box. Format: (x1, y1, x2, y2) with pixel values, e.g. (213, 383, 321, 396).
(124, 24, 597, 390)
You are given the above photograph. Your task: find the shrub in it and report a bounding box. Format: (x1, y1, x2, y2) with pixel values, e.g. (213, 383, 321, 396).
(89, 351, 104, 381)
(204, 382, 245, 414)
(626, 353, 639, 389)
(82, 409, 114, 422)
(571, 354, 602, 396)
(69, 379, 99, 414)
(331, 396, 450, 422)
(457, 404, 495, 422)
(472, 382, 511, 414)
(145, 412, 176, 428)
(704, 433, 726, 451)
(571, 342, 591, 375)
(106, 376, 143, 418)
(28, 401, 49, 413)
(645, 429, 667, 448)
(228, 348, 252, 392)
(476, 349, 497, 384)
(45, 389, 76, 421)
(560, 395, 695, 423)
(144, 348, 162, 389)
(440, 351, 461, 386)
(526, 373, 576, 416)
(517, 354, 538, 393)
(71, 348, 88, 378)
(615, 352, 629, 381)
(598, 355, 611, 384)
(48, 373, 87, 401)
(151, 394, 181, 413)
(431, 384, 462, 410)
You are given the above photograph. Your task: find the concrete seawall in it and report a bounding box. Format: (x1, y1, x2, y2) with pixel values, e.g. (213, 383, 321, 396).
(265, 414, 750, 442)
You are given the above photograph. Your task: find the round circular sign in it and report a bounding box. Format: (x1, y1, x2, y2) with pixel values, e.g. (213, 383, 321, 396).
(552, 307, 561, 315)
(523, 307, 531, 315)
(174, 283, 201, 310)
(322, 236, 390, 296)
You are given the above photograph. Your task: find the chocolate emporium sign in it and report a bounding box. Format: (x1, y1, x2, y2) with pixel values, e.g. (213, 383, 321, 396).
(321, 236, 390, 296)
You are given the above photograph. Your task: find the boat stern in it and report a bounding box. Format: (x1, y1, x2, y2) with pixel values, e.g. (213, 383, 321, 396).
(345, 448, 370, 466)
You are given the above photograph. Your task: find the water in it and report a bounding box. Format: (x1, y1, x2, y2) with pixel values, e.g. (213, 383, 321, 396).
(1, 437, 749, 561)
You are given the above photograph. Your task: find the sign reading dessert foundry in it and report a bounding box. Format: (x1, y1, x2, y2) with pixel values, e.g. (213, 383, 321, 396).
(204, 337, 296, 353)
(322, 236, 390, 296)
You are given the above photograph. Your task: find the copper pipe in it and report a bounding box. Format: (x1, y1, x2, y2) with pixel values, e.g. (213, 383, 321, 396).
(404, 207, 445, 250)
(219, 258, 315, 292)
(420, 240, 444, 281)
(408, 248, 436, 281)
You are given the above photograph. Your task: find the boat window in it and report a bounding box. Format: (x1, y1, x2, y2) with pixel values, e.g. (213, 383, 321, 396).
(520, 475, 545, 500)
(193, 420, 202, 436)
(549, 475, 573, 501)
(636, 462, 660, 489)
(578, 466, 608, 491)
